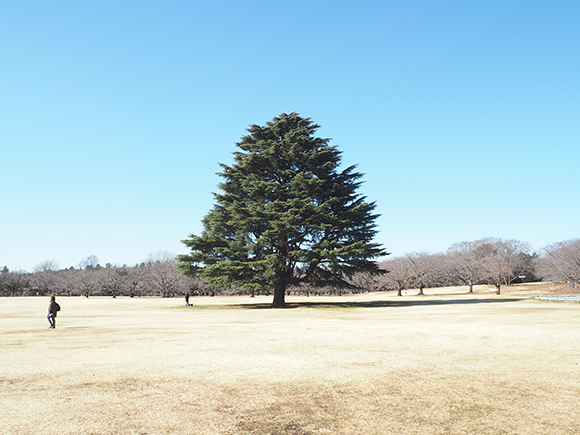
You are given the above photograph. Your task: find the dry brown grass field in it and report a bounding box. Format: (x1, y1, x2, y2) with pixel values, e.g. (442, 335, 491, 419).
(1, 284, 579, 435)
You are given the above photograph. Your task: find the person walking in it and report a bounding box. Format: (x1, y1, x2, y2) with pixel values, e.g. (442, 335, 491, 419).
(47, 295, 60, 329)
(185, 291, 190, 306)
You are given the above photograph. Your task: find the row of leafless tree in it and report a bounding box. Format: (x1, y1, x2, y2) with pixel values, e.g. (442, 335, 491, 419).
(372, 238, 533, 296)
(534, 238, 580, 288)
(365, 237, 579, 296)
(1, 238, 579, 297)
(0, 252, 212, 298)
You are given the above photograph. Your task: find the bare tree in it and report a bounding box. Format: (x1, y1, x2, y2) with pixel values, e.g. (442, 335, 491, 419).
(405, 252, 447, 295)
(54, 267, 80, 296)
(99, 264, 129, 297)
(380, 257, 413, 296)
(32, 259, 60, 295)
(33, 259, 60, 273)
(1, 269, 30, 296)
(475, 238, 532, 294)
(345, 270, 389, 293)
(445, 241, 484, 293)
(186, 276, 214, 296)
(78, 255, 100, 270)
(536, 239, 580, 287)
(143, 251, 183, 297)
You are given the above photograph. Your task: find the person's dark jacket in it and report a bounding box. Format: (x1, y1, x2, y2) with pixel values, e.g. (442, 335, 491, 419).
(48, 300, 59, 317)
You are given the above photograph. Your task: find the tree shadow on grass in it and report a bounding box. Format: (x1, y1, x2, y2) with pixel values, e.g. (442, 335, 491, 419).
(222, 297, 527, 310)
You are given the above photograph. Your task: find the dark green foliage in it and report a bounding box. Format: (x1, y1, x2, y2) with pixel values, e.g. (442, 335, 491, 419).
(178, 113, 386, 306)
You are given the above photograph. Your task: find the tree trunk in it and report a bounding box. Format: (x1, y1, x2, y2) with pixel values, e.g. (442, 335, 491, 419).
(468, 281, 473, 293)
(272, 279, 286, 307)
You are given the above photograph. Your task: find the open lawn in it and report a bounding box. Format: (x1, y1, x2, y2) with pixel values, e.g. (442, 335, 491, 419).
(1, 285, 579, 434)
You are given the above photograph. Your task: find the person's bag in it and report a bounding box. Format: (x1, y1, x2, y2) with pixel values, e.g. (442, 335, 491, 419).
(55, 303, 61, 312)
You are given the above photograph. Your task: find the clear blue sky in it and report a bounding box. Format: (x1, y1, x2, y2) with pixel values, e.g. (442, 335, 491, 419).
(1, 1, 579, 272)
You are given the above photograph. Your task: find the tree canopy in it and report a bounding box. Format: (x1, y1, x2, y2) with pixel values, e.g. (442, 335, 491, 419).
(177, 113, 386, 306)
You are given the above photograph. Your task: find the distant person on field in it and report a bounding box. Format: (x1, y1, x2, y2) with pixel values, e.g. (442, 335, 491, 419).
(47, 295, 60, 329)
(185, 292, 190, 306)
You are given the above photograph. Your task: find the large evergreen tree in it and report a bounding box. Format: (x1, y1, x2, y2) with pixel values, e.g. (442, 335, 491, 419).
(178, 113, 386, 307)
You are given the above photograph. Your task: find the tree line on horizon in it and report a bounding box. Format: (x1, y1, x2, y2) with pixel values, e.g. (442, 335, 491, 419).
(379, 237, 579, 296)
(1, 237, 578, 298)
(0, 251, 210, 298)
